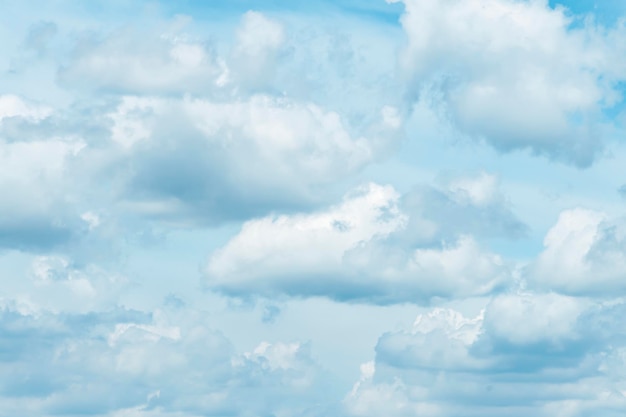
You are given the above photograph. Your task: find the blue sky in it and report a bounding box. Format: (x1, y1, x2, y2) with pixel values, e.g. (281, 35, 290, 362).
(2, 0, 626, 415)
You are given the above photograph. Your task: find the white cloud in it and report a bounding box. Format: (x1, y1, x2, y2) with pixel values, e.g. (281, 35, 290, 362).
(528, 208, 626, 295)
(102, 94, 391, 224)
(206, 182, 511, 304)
(346, 293, 626, 416)
(206, 183, 405, 283)
(0, 94, 51, 122)
(482, 292, 586, 346)
(391, 0, 626, 166)
(230, 11, 286, 89)
(0, 134, 87, 250)
(446, 172, 500, 207)
(58, 24, 224, 94)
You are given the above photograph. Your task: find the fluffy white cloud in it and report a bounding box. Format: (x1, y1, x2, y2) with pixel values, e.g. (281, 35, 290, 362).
(6, 3, 626, 417)
(102, 94, 395, 224)
(346, 293, 626, 417)
(206, 182, 512, 304)
(528, 208, 626, 295)
(0, 8, 410, 238)
(0, 107, 131, 256)
(0, 132, 87, 250)
(391, 0, 626, 166)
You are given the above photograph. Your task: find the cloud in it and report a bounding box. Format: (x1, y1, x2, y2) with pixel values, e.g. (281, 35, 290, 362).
(0, 103, 131, 256)
(391, 0, 626, 166)
(58, 17, 225, 95)
(527, 208, 626, 296)
(100, 94, 395, 225)
(345, 293, 626, 417)
(0, 94, 51, 123)
(0, 87, 399, 252)
(0, 9, 405, 251)
(205, 180, 515, 304)
(229, 11, 287, 90)
(0, 134, 86, 251)
(400, 172, 527, 243)
(24, 255, 129, 313)
(0, 301, 333, 417)
(57, 12, 290, 96)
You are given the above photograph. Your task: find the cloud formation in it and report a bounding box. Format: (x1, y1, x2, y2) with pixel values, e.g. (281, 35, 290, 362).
(0, 302, 332, 417)
(392, 0, 626, 166)
(346, 293, 626, 417)
(206, 179, 517, 304)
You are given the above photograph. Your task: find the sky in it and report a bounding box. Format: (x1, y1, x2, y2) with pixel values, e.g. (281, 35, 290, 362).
(2, 0, 626, 415)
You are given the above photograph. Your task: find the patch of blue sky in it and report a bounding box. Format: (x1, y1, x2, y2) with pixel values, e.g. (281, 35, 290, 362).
(550, 0, 626, 25)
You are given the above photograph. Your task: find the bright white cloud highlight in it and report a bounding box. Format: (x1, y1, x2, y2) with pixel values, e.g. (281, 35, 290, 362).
(206, 183, 510, 304)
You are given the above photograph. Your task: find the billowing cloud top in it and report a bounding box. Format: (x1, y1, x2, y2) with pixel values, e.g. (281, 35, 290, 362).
(2, 0, 626, 416)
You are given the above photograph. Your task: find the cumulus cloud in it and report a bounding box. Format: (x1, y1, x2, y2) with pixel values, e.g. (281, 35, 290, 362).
(101, 94, 396, 225)
(0, 9, 406, 252)
(525, 208, 626, 295)
(391, 0, 626, 166)
(345, 293, 626, 417)
(0, 89, 400, 252)
(0, 103, 132, 257)
(0, 134, 86, 251)
(7, 3, 626, 416)
(205, 181, 514, 304)
(0, 302, 332, 417)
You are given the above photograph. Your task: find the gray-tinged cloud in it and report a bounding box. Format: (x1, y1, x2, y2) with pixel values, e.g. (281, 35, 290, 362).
(345, 293, 626, 417)
(100, 94, 399, 226)
(0, 96, 131, 256)
(0, 97, 85, 251)
(0, 11, 406, 249)
(0, 83, 400, 250)
(205, 176, 524, 304)
(392, 0, 626, 167)
(400, 172, 528, 244)
(0, 301, 334, 417)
